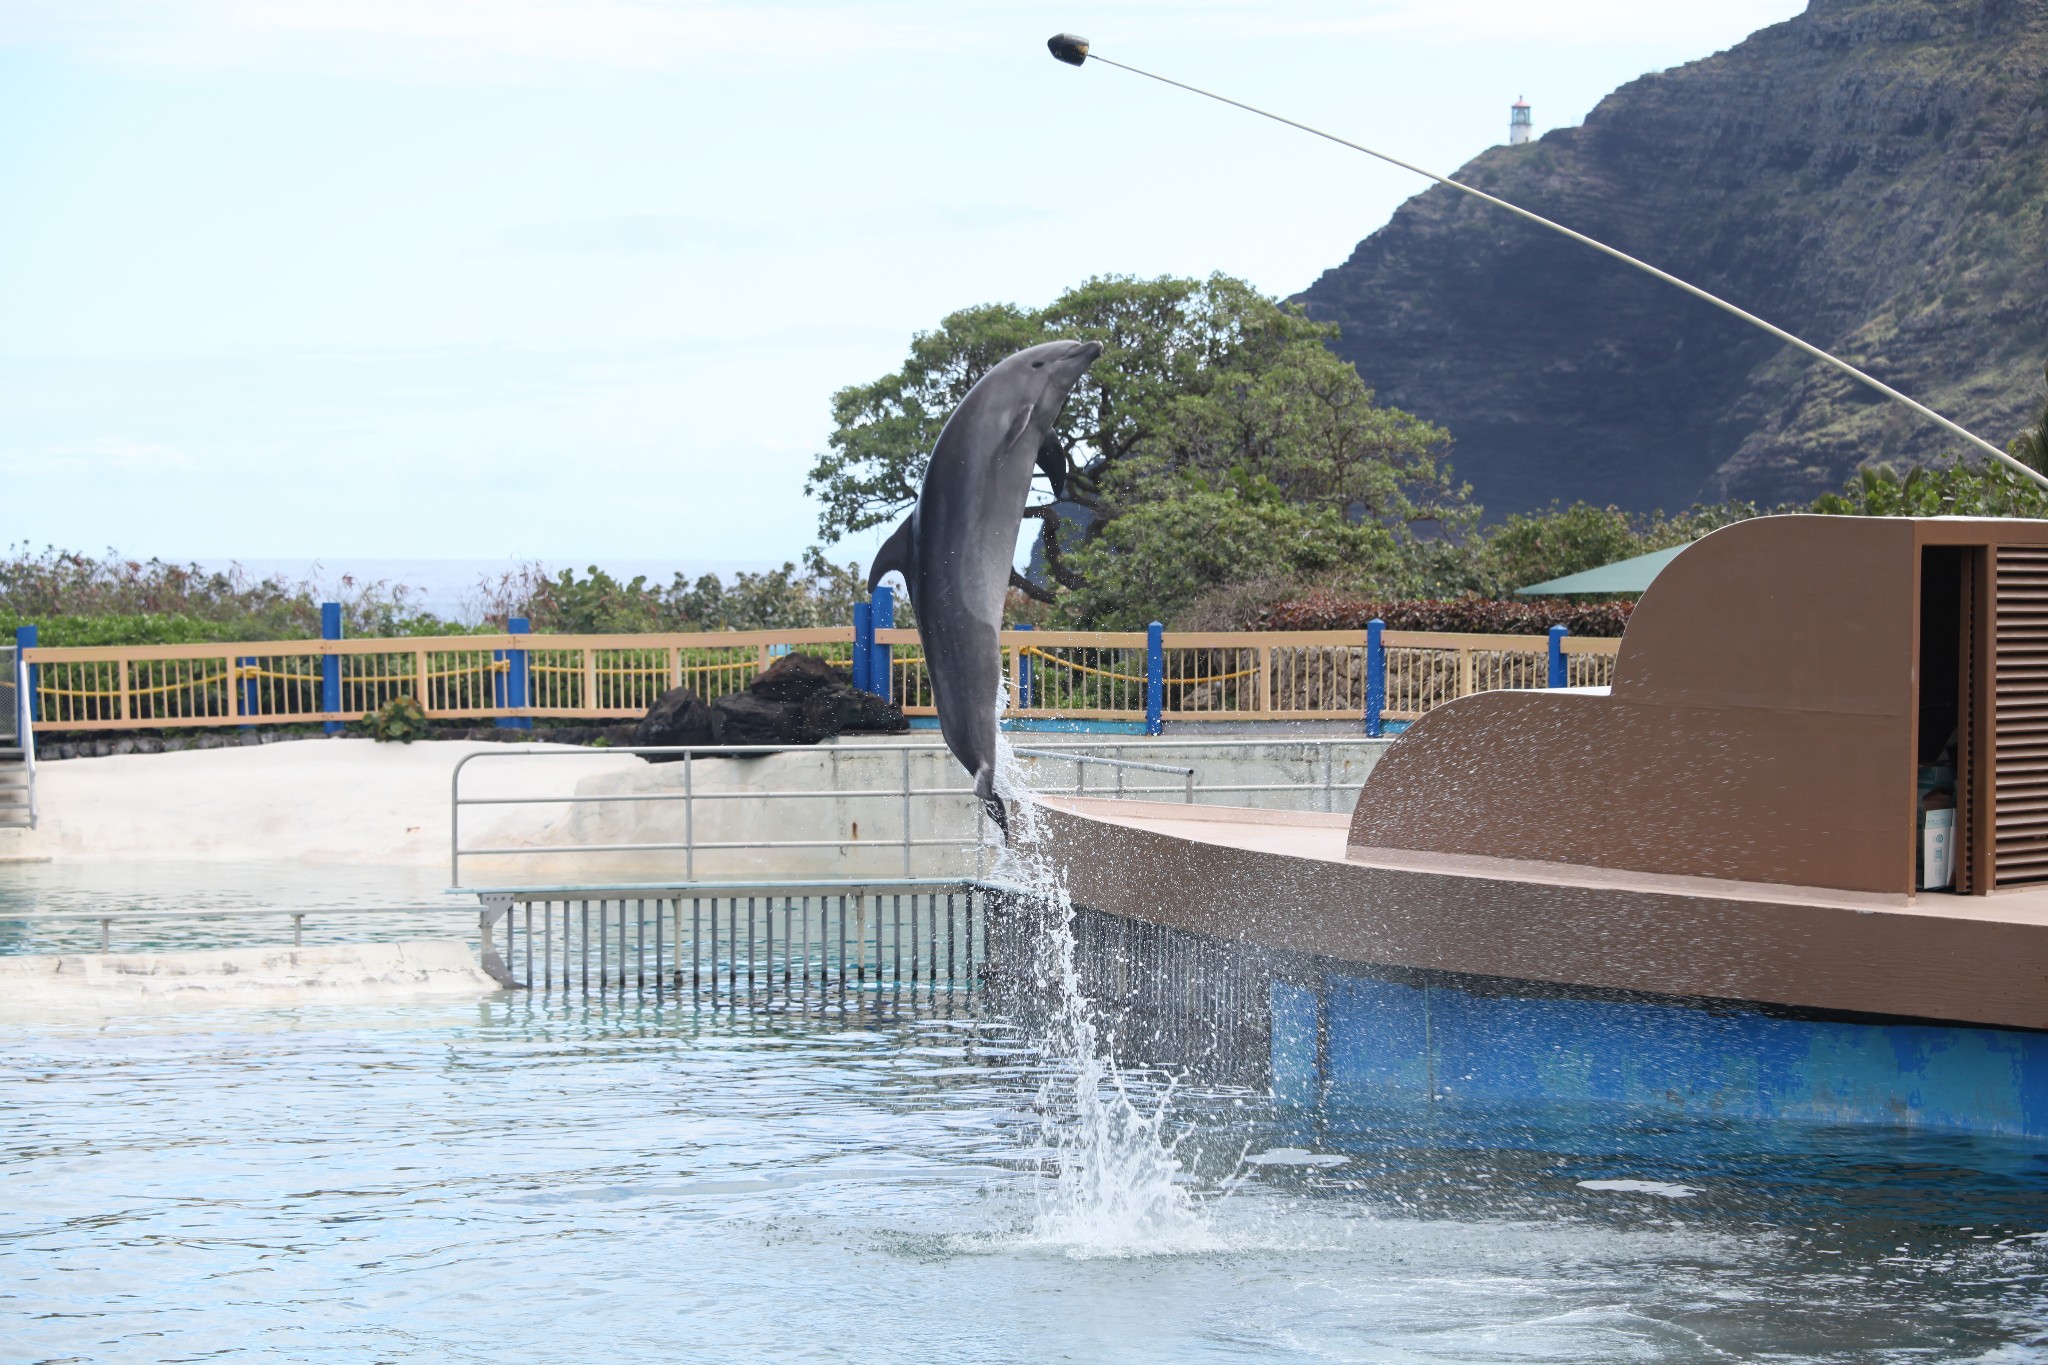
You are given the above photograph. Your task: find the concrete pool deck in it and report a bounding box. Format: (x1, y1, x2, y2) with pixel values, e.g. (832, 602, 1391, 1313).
(0, 739, 643, 866)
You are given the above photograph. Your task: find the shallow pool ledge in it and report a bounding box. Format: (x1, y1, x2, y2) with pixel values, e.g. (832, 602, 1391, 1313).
(0, 939, 503, 1011)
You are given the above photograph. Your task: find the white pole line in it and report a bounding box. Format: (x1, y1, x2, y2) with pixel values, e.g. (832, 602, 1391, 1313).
(1081, 51, 2048, 492)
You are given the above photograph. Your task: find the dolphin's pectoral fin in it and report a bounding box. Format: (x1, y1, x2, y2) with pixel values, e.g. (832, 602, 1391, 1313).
(867, 514, 917, 593)
(975, 767, 1011, 844)
(1001, 402, 1037, 454)
(1035, 436, 1068, 499)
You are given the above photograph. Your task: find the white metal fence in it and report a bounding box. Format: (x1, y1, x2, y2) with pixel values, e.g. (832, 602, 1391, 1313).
(448, 737, 1388, 890)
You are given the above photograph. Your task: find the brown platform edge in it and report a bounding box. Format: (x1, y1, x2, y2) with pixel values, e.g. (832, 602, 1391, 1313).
(1035, 797, 2048, 1032)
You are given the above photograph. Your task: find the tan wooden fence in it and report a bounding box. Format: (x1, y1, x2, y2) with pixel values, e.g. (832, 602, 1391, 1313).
(21, 627, 1617, 732)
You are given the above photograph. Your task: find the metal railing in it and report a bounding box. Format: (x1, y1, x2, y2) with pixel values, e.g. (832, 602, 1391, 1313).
(449, 742, 985, 887)
(19, 627, 1619, 732)
(1, 644, 17, 744)
(0, 645, 33, 830)
(1014, 747, 1196, 802)
(448, 737, 1385, 890)
(0, 903, 457, 955)
(475, 882, 990, 1002)
(0, 886, 994, 1009)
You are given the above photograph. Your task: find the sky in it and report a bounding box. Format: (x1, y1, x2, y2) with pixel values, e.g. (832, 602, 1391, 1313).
(0, 0, 1808, 576)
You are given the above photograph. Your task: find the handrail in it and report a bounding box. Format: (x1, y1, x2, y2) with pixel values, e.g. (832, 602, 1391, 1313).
(1013, 746, 1197, 802)
(3, 645, 32, 829)
(0, 645, 16, 746)
(449, 736, 1388, 889)
(450, 741, 966, 887)
(0, 902, 465, 953)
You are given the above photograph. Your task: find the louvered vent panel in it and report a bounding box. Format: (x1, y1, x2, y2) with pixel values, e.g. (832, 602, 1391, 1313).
(1994, 547, 2048, 886)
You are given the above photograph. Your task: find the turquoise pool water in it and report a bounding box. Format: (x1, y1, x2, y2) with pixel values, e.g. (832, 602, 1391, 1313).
(4, 991, 2046, 1363)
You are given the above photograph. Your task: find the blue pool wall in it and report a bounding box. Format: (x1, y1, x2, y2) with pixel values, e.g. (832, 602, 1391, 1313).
(1272, 973, 2048, 1140)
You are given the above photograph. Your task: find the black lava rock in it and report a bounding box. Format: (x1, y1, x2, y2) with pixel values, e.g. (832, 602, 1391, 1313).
(748, 652, 848, 703)
(632, 686, 715, 761)
(800, 684, 907, 743)
(630, 654, 906, 759)
(708, 690, 807, 747)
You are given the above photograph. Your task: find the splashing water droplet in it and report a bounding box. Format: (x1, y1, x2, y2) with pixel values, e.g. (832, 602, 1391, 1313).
(982, 698, 1218, 1256)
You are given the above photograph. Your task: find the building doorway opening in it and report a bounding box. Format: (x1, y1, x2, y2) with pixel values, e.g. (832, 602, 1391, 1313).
(1918, 546, 1975, 893)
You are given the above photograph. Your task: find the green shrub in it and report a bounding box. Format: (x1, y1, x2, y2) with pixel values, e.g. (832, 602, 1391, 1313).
(363, 695, 430, 743)
(1254, 594, 1636, 637)
(0, 546, 466, 644)
(0, 613, 236, 647)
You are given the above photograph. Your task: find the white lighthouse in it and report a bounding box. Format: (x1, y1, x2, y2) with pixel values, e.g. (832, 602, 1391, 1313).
(1509, 96, 1532, 146)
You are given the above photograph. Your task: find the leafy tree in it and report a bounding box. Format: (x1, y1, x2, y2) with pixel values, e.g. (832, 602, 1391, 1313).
(1476, 500, 1761, 597)
(667, 550, 871, 631)
(2011, 360, 2048, 473)
(806, 273, 1468, 607)
(1057, 489, 1405, 630)
(1103, 332, 1465, 531)
(1477, 503, 1647, 597)
(480, 550, 871, 635)
(1809, 457, 2048, 518)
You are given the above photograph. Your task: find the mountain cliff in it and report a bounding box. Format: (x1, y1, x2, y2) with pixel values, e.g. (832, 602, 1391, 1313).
(1295, 0, 2048, 515)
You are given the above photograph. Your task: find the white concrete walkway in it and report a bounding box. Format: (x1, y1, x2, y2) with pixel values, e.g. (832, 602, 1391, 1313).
(0, 739, 640, 866)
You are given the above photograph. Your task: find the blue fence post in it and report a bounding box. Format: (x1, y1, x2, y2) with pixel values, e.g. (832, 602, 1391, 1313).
(1548, 624, 1569, 689)
(1365, 618, 1386, 738)
(853, 602, 873, 694)
(238, 653, 257, 730)
(872, 586, 894, 704)
(320, 603, 344, 735)
(15, 624, 37, 731)
(497, 616, 532, 730)
(1145, 621, 1164, 736)
(1015, 622, 1034, 709)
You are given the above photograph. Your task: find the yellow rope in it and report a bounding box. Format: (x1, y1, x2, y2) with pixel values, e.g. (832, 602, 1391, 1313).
(1018, 645, 1260, 685)
(529, 659, 755, 678)
(1018, 646, 1142, 682)
(40, 658, 516, 704)
(530, 656, 859, 681)
(38, 673, 229, 699)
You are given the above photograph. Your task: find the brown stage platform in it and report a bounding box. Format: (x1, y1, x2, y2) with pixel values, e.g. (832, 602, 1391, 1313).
(1037, 795, 2048, 1032)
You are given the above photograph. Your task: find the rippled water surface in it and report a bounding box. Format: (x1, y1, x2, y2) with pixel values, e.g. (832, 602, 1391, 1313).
(6, 990, 2048, 1364)
(0, 860, 468, 956)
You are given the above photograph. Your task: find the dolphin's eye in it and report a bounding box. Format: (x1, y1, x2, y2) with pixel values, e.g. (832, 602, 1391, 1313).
(1032, 361, 1044, 368)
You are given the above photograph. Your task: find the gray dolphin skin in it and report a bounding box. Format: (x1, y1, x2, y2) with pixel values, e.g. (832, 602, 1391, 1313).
(867, 338, 1104, 840)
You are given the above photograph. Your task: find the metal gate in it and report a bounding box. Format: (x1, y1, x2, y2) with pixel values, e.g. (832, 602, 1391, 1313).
(477, 883, 992, 1007)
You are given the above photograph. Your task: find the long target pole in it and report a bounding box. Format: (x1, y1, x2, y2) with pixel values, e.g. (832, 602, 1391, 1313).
(1047, 35, 2048, 492)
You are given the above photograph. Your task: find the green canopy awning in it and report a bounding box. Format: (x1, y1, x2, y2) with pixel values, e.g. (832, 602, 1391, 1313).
(1514, 543, 1688, 596)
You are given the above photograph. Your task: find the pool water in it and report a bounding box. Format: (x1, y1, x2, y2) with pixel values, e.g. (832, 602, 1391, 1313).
(0, 860, 469, 956)
(5, 992, 2046, 1364)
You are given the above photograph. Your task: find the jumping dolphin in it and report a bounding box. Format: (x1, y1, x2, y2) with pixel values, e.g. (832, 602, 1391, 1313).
(867, 338, 1104, 840)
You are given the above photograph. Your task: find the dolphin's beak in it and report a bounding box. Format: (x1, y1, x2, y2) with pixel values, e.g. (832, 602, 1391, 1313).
(1075, 341, 1104, 363)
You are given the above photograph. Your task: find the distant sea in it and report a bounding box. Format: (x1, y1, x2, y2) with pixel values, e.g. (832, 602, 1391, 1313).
(199, 558, 779, 624)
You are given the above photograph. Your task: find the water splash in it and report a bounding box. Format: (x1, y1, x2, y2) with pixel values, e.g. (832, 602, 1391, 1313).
(984, 718, 1220, 1257)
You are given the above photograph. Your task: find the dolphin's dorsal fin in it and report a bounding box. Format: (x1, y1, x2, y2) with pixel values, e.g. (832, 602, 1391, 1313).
(1002, 402, 1037, 453)
(867, 513, 917, 593)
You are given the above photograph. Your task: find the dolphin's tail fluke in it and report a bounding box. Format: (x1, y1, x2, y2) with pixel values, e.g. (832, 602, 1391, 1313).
(975, 766, 1011, 844)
